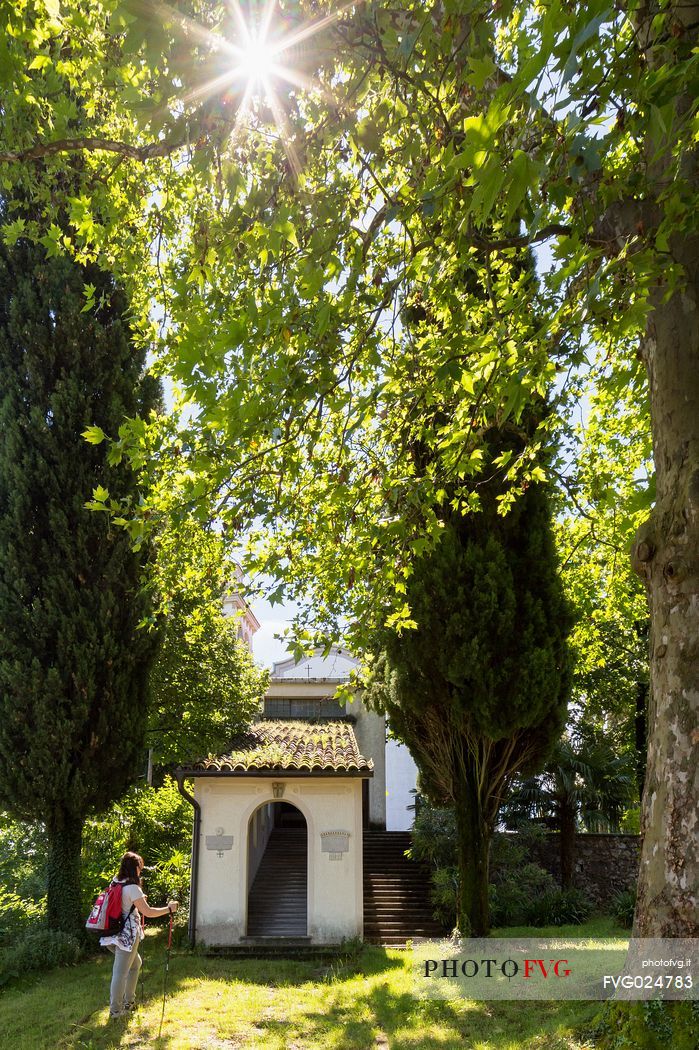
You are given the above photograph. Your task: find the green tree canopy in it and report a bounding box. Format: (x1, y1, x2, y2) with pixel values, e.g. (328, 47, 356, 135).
(0, 228, 160, 935)
(146, 528, 268, 766)
(556, 352, 652, 798)
(366, 444, 573, 934)
(148, 599, 266, 766)
(1, 0, 697, 939)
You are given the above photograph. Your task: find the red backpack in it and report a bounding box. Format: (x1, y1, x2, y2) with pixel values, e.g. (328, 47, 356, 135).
(85, 880, 134, 934)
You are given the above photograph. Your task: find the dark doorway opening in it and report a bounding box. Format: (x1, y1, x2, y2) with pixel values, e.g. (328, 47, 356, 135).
(246, 801, 308, 937)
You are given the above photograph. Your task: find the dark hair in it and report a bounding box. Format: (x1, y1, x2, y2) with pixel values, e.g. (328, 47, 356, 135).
(116, 851, 143, 886)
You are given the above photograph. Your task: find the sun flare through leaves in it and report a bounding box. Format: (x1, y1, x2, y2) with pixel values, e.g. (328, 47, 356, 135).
(162, 0, 353, 175)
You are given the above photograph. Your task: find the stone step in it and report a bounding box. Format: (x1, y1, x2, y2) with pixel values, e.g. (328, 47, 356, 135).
(248, 901, 307, 911)
(365, 899, 435, 906)
(365, 894, 428, 900)
(362, 926, 442, 939)
(250, 877, 306, 885)
(362, 834, 448, 945)
(248, 920, 308, 926)
(365, 903, 437, 912)
(366, 882, 427, 889)
(364, 874, 426, 880)
(365, 909, 437, 916)
(250, 901, 306, 907)
(248, 909, 307, 918)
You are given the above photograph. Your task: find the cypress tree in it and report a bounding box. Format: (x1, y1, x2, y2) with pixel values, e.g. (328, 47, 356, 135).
(0, 232, 160, 936)
(367, 427, 573, 936)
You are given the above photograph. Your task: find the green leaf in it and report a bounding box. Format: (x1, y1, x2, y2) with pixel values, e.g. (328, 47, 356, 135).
(470, 156, 507, 222)
(462, 114, 493, 149)
(82, 425, 106, 445)
(467, 55, 496, 91)
(503, 150, 535, 222)
(274, 219, 299, 248)
(355, 119, 381, 153)
(2, 219, 26, 247)
(28, 55, 52, 71)
(39, 224, 64, 258)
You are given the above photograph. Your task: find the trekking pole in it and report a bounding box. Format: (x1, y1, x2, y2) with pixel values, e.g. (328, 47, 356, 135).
(138, 913, 146, 1009)
(157, 907, 174, 1041)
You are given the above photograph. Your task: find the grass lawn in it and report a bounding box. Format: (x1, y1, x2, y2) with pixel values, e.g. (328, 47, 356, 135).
(0, 920, 626, 1049)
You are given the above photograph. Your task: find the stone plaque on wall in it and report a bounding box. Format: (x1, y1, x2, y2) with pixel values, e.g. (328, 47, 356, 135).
(321, 831, 350, 854)
(205, 827, 234, 854)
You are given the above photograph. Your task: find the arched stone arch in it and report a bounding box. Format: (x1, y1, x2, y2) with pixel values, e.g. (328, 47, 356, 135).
(240, 789, 315, 838)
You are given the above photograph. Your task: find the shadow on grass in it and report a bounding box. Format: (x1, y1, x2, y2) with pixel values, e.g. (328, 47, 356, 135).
(217, 977, 598, 1050)
(3, 939, 598, 1050)
(47, 943, 404, 1049)
(204, 975, 481, 1050)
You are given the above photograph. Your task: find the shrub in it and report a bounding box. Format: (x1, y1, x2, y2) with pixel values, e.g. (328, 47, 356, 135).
(619, 808, 641, 834)
(611, 886, 636, 928)
(410, 802, 565, 929)
(593, 1001, 699, 1050)
(0, 929, 82, 986)
(126, 777, 192, 905)
(429, 866, 459, 926)
(489, 862, 558, 928)
(1, 780, 192, 937)
(408, 804, 457, 869)
(488, 830, 559, 928)
(0, 889, 45, 945)
(526, 887, 593, 926)
(0, 813, 47, 902)
(81, 775, 192, 912)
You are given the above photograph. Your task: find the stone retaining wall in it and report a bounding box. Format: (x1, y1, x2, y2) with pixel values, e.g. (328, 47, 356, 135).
(529, 833, 640, 904)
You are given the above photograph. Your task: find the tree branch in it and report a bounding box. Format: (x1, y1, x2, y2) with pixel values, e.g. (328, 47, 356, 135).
(0, 134, 204, 165)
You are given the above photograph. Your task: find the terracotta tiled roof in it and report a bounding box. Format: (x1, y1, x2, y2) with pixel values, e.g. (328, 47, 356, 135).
(185, 720, 374, 775)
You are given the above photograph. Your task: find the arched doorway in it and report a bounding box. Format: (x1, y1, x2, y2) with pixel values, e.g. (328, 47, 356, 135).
(246, 801, 308, 937)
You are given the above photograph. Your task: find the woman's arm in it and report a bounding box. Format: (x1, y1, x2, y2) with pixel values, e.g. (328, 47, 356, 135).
(133, 896, 179, 920)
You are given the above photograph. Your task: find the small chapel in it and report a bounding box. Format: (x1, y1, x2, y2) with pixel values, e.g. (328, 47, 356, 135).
(175, 590, 440, 947)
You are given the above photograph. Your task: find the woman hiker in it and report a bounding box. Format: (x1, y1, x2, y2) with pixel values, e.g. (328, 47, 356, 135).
(100, 851, 179, 1019)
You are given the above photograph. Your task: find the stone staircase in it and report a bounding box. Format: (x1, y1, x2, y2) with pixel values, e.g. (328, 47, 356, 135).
(246, 827, 447, 946)
(246, 827, 308, 938)
(363, 831, 449, 945)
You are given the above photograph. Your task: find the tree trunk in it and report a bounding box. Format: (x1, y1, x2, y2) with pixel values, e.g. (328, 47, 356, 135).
(454, 767, 491, 936)
(558, 800, 576, 889)
(632, 224, 699, 937)
(46, 806, 84, 938)
(628, 1, 699, 940)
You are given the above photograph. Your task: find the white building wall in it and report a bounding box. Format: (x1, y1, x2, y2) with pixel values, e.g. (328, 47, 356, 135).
(385, 738, 418, 832)
(194, 776, 365, 946)
(246, 802, 274, 890)
(352, 697, 386, 828)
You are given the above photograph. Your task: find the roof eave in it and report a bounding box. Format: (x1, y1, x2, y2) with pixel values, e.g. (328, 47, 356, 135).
(175, 766, 374, 778)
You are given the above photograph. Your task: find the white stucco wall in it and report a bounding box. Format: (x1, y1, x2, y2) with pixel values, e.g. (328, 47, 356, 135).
(351, 697, 386, 828)
(385, 738, 418, 831)
(246, 802, 274, 890)
(193, 776, 365, 946)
